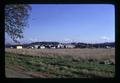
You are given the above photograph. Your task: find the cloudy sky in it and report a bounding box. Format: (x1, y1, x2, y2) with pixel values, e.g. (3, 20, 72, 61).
(5, 4, 115, 44)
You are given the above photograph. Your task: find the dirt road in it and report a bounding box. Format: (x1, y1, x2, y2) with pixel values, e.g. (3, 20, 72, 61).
(5, 68, 32, 78)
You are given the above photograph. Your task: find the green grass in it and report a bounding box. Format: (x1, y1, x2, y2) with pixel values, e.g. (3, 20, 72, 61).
(5, 52, 115, 78)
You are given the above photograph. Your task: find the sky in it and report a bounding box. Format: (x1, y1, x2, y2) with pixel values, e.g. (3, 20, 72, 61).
(5, 4, 115, 44)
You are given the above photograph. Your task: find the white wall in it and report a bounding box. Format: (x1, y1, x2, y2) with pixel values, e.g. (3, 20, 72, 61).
(16, 46, 22, 49)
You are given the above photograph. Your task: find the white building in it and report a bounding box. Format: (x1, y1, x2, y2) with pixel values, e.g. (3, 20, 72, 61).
(106, 46, 111, 49)
(65, 45, 75, 48)
(34, 45, 39, 49)
(39, 46, 45, 49)
(57, 44, 65, 48)
(16, 46, 22, 49)
(10, 46, 13, 48)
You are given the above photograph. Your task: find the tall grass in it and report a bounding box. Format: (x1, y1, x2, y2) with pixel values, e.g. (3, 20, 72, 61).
(5, 48, 115, 63)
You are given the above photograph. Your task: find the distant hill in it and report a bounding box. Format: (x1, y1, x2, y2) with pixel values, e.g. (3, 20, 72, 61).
(92, 42, 115, 48)
(73, 42, 115, 48)
(5, 41, 115, 48)
(30, 41, 59, 46)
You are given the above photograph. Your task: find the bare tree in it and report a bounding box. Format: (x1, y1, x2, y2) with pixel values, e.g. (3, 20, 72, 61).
(5, 4, 31, 43)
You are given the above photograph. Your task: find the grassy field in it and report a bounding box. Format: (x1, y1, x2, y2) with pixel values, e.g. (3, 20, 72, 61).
(5, 48, 115, 78)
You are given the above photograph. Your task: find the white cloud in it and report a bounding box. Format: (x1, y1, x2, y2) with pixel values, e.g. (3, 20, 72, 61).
(101, 36, 110, 40)
(64, 38, 71, 41)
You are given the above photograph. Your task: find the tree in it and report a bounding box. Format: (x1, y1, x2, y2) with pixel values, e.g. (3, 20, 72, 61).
(5, 4, 31, 43)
